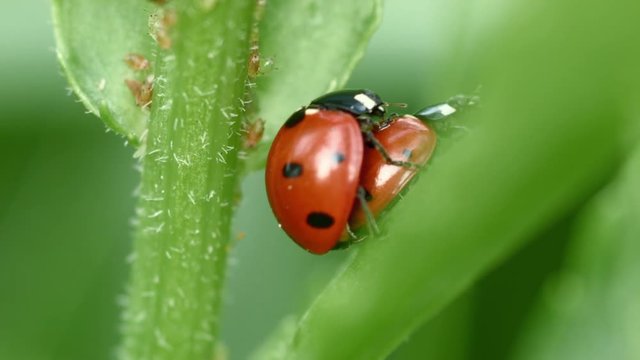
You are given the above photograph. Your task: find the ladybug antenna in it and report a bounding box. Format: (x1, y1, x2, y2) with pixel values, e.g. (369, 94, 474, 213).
(384, 101, 407, 109)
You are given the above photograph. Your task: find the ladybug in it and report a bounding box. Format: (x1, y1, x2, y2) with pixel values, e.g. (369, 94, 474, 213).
(348, 114, 437, 231)
(265, 89, 385, 254)
(348, 98, 475, 232)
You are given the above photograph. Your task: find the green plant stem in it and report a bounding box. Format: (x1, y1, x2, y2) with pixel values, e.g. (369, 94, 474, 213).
(119, 1, 257, 359)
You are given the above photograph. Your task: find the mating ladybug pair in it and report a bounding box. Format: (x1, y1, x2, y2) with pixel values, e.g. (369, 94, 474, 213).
(266, 89, 468, 254)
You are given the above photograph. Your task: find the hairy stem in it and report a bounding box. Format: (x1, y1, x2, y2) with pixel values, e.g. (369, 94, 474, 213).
(119, 1, 258, 359)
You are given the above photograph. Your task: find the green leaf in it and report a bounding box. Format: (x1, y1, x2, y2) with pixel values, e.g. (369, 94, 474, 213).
(255, 0, 382, 140)
(52, 0, 382, 155)
(390, 293, 473, 360)
(52, 0, 154, 143)
(253, 0, 640, 358)
(513, 145, 640, 360)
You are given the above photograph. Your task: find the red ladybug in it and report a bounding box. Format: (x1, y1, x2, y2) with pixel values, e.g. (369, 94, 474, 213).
(348, 114, 437, 231)
(265, 89, 385, 254)
(348, 99, 473, 234)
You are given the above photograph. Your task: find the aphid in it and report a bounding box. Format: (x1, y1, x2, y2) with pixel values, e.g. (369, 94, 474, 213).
(125, 75, 154, 108)
(125, 53, 150, 71)
(243, 118, 265, 149)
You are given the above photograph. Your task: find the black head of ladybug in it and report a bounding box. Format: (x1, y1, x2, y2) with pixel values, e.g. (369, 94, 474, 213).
(310, 89, 385, 118)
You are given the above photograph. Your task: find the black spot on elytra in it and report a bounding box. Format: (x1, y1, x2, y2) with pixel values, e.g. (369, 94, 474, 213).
(282, 162, 303, 178)
(402, 148, 413, 160)
(334, 152, 345, 163)
(284, 108, 306, 128)
(306, 212, 335, 229)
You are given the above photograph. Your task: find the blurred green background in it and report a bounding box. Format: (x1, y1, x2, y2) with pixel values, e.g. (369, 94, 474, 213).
(2, 0, 638, 359)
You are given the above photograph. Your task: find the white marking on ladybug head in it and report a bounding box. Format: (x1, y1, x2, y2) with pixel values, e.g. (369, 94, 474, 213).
(305, 108, 320, 115)
(354, 93, 377, 110)
(437, 103, 457, 116)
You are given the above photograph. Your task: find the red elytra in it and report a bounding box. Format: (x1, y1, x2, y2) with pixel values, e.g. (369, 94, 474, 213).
(265, 108, 364, 254)
(349, 115, 437, 230)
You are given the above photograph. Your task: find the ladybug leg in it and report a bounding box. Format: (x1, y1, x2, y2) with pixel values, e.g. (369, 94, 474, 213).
(414, 94, 480, 121)
(356, 186, 380, 236)
(346, 224, 358, 240)
(332, 224, 366, 250)
(363, 130, 420, 169)
(333, 186, 380, 251)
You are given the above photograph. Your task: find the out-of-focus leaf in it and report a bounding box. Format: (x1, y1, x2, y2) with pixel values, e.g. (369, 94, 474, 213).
(390, 293, 472, 360)
(513, 144, 640, 360)
(468, 220, 573, 359)
(52, 0, 154, 143)
(0, 127, 135, 360)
